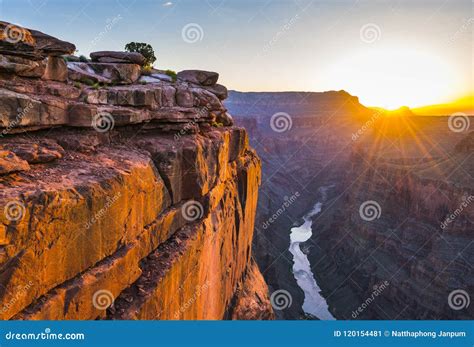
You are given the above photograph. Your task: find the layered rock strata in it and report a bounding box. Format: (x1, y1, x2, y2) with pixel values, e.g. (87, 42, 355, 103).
(0, 22, 272, 320)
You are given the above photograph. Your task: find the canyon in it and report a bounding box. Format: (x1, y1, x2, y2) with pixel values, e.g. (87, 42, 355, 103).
(227, 91, 473, 320)
(0, 20, 472, 322)
(0, 22, 273, 320)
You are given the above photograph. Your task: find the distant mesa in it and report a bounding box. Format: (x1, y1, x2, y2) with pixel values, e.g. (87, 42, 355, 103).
(370, 106, 415, 117)
(413, 95, 474, 116)
(225, 90, 370, 119)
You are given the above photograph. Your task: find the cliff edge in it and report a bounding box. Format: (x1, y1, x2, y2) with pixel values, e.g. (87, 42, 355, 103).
(0, 22, 273, 320)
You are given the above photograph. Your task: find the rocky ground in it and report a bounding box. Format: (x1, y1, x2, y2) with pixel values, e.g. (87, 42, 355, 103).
(0, 21, 273, 320)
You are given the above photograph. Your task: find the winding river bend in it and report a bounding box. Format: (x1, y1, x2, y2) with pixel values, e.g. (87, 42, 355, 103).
(289, 188, 335, 320)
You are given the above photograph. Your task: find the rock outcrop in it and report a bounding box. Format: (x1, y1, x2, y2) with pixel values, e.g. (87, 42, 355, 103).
(90, 51, 146, 65)
(0, 22, 272, 320)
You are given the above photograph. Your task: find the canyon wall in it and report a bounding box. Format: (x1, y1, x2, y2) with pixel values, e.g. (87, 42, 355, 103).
(227, 91, 370, 319)
(307, 122, 473, 320)
(0, 22, 273, 320)
(228, 92, 473, 320)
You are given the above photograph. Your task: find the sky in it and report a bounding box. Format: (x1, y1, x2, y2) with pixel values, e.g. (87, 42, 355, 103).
(0, 0, 472, 109)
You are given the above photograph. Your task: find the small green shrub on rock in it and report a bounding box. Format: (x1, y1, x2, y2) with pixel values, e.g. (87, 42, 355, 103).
(165, 69, 177, 82)
(125, 42, 156, 67)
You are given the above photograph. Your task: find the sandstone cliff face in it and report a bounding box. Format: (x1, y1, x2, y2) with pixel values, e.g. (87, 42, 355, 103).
(0, 22, 273, 320)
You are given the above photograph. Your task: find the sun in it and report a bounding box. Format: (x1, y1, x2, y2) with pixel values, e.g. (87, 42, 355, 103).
(324, 46, 460, 109)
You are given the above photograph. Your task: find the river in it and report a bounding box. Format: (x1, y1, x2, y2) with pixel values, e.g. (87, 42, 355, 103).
(289, 187, 335, 320)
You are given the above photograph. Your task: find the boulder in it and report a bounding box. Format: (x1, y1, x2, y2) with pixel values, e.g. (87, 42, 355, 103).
(0, 21, 75, 60)
(177, 70, 219, 86)
(67, 62, 141, 84)
(0, 150, 30, 175)
(202, 84, 228, 100)
(90, 51, 146, 66)
(43, 56, 68, 82)
(67, 62, 112, 84)
(0, 54, 46, 77)
(191, 88, 222, 110)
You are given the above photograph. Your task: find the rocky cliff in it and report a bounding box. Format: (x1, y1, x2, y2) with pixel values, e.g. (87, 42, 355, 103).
(0, 22, 273, 320)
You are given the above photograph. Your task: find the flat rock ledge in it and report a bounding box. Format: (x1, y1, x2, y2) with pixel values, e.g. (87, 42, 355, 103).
(0, 21, 232, 139)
